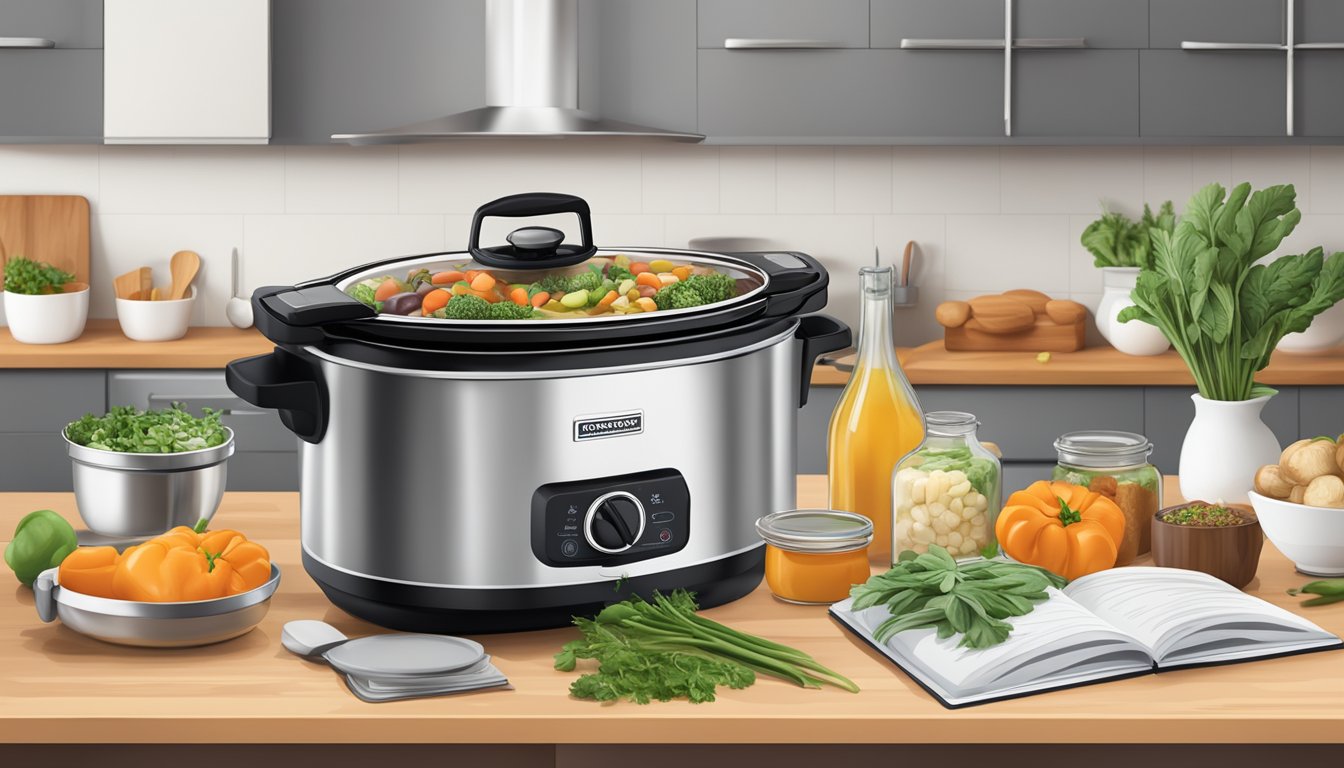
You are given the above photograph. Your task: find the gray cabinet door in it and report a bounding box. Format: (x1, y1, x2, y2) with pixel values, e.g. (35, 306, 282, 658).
(0, 371, 104, 492)
(871, 0, 1001, 48)
(1140, 50, 1286, 137)
(1149, 0, 1284, 48)
(1298, 52, 1344, 137)
(1015, 49, 1139, 137)
(1018, 0, 1148, 49)
(580, 0, 697, 135)
(0, 50, 102, 141)
(270, 0, 487, 144)
(697, 0, 869, 48)
(697, 49, 1002, 140)
(1298, 388, 1344, 442)
(1299, 0, 1344, 44)
(0, 0, 102, 48)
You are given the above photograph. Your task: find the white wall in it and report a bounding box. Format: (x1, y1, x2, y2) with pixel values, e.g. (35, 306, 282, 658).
(3, 143, 1343, 344)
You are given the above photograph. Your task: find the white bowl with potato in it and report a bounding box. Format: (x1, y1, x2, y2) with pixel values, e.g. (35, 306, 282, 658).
(1251, 437, 1344, 576)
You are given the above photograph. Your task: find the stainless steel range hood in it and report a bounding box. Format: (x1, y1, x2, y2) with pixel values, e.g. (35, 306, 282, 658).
(332, 0, 703, 144)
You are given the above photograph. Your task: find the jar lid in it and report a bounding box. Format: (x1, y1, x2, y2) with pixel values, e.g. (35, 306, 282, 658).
(1055, 430, 1153, 469)
(755, 509, 873, 554)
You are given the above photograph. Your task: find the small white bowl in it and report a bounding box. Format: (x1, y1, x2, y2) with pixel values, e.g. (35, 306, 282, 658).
(116, 286, 195, 341)
(3, 283, 90, 344)
(1277, 302, 1344, 354)
(1248, 491, 1344, 576)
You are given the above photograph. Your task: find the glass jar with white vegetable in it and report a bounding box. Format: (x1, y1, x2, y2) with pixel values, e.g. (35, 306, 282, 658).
(891, 411, 1001, 563)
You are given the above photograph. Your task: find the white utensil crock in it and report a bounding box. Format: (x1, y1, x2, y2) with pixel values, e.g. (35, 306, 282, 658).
(1096, 267, 1170, 356)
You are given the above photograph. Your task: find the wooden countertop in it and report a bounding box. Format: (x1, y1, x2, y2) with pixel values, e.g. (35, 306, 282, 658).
(0, 320, 271, 368)
(2, 477, 1341, 745)
(812, 341, 1344, 387)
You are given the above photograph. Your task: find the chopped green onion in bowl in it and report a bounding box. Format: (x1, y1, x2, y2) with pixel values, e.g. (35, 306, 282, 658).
(65, 405, 228, 454)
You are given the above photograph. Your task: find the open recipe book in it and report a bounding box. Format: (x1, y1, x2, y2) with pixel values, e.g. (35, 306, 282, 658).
(830, 566, 1342, 708)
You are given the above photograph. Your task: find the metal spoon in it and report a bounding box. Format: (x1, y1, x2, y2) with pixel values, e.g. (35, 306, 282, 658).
(225, 248, 253, 329)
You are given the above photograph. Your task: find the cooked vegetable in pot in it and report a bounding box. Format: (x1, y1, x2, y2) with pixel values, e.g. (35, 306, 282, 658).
(66, 404, 227, 454)
(346, 254, 742, 320)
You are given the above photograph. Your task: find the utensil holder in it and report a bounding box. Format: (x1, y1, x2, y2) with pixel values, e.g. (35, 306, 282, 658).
(890, 285, 918, 307)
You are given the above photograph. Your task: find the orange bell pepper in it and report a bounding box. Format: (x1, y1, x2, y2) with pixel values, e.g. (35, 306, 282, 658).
(994, 480, 1126, 581)
(56, 525, 271, 602)
(57, 546, 119, 597)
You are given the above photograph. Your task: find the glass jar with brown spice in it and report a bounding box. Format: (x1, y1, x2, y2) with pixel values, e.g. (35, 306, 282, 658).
(1052, 431, 1161, 566)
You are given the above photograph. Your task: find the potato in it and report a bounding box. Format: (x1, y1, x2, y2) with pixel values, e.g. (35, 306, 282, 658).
(1254, 464, 1294, 499)
(1337, 440, 1344, 476)
(1303, 474, 1344, 509)
(1044, 299, 1087, 326)
(1290, 485, 1308, 504)
(1001, 289, 1051, 314)
(935, 301, 971, 328)
(1280, 438, 1313, 467)
(1283, 439, 1341, 485)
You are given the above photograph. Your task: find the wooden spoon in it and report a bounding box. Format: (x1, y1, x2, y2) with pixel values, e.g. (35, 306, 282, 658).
(168, 250, 200, 300)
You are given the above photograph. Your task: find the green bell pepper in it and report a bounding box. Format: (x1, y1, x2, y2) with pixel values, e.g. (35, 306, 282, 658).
(4, 509, 77, 586)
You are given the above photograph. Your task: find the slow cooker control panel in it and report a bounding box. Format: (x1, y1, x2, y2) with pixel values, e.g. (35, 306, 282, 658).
(531, 469, 689, 568)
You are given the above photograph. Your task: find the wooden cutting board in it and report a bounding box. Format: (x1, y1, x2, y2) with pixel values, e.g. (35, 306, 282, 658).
(0, 195, 91, 284)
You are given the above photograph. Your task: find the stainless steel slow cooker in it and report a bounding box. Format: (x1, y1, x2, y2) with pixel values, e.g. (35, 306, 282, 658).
(226, 193, 849, 633)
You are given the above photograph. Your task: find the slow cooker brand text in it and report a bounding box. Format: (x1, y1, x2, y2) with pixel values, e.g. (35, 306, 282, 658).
(573, 411, 644, 441)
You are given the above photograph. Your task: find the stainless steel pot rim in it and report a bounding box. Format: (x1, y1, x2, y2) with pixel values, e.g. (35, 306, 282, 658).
(303, 320, 802, 379)
(63, 428, 235, 471)
(47, 564, 280, 618)
(327, 247, 770, 327)
(302, 543, 763, 590)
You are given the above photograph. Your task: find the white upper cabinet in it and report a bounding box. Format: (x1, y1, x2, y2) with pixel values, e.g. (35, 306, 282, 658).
(103, 0, 270, 144)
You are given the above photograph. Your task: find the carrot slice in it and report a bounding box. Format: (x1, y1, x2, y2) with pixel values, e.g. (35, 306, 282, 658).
(509, 286, 529, 306)
(635, 272, 662, 289)
(531, 291, 550, 308)
(421, 289, 451, 314)
(374, 279, 401, 302)
(431, 270, 465, 285)
(471, 272, 497, 292)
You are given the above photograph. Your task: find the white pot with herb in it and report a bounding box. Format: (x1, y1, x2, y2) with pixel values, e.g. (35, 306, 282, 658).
(2, 257, 89, 344)
(1120, 183, 1344, 503)
(1081, 202, 1176, 355)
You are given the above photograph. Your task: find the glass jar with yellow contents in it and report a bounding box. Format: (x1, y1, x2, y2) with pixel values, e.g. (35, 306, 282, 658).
(755, 510, 873, 604)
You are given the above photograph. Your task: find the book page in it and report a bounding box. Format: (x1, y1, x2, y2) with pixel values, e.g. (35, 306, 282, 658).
(1063, 567, 1336, 660)
(838, 589, 1151, 696)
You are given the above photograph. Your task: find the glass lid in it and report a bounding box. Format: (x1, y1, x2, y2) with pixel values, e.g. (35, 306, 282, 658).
(1054, 430, 1154, 469)
(333, 192, 769, 325)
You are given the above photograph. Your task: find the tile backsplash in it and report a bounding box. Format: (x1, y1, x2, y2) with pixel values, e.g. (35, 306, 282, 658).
(3, 143, 1343, 345)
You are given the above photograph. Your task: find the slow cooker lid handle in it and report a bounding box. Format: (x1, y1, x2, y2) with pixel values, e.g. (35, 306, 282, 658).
(468, 192, 598, 270)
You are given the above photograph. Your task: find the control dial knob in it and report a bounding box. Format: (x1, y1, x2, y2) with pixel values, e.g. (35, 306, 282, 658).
(584, 492, 646, 554)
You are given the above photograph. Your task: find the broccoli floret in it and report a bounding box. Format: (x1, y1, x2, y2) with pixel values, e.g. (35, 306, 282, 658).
(438, 294, 491, 319)
(683, 273, 737, 304)
(652, 274, 738, 311)
(347, 283, 378, 308)
(534, 274, 570, 294)
(565, 270, 603, 294)
(606, 263, 635, 283)
(487, 301, 536, 320)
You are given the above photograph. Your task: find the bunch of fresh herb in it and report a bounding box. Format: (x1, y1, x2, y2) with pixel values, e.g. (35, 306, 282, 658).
(849, 546, 1066, 650)
(1080, 201, 1177, 269)
(1119, 182, 1344, 401)
(555, 590, 858, 704)
(2, 257, 75, 295)
(65, 404, 228, 453)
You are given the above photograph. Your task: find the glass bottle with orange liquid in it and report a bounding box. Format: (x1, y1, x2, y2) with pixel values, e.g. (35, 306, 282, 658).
(827, 265, 924, 565)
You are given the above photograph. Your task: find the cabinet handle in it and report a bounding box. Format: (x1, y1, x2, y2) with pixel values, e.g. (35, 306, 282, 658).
(1014, 37, 1086, 49)
(1181, 41, 1286, 50)
(0, 37, 55, 48)
(900, 38, 1004, 50)
(1294, 42, 1344, 49)
(724, 38, 843, 49)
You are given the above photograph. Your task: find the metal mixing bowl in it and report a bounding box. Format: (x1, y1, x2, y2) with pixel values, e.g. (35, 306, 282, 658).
(63, 428, 234, 537)
(33, 564, 281, 647)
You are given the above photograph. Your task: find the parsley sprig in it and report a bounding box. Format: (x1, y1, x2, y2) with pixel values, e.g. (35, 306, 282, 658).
(850, 546, 1066, 650)
(555, 590, 858, 704)
(3, 257, 74, 295)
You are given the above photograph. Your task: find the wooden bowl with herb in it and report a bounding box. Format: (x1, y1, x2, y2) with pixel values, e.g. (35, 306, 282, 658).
(1152, 502, 1263, 589)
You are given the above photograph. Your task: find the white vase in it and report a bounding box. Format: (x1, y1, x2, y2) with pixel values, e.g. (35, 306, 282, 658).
(1179, 394, 1281, 505)
(1096, 266, 1170, 355)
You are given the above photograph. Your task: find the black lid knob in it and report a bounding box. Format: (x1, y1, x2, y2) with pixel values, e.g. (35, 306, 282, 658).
(468, 192, 598, 269)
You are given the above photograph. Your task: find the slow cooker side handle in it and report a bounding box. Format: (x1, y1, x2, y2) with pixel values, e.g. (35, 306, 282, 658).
(225, 349, 329, 444)
(796, 315, 852, 408)
(732, 251, 830, 319)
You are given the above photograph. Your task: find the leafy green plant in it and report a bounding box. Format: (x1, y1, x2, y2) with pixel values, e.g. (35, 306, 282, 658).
(555, 590, 858, 704)
(1081, 202, 1177, 269)
(849, 546, 1066, 649)
(1119, 182, 1344, 401)
(65, 404, 228, 453)
(2, 257, 74, 295)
